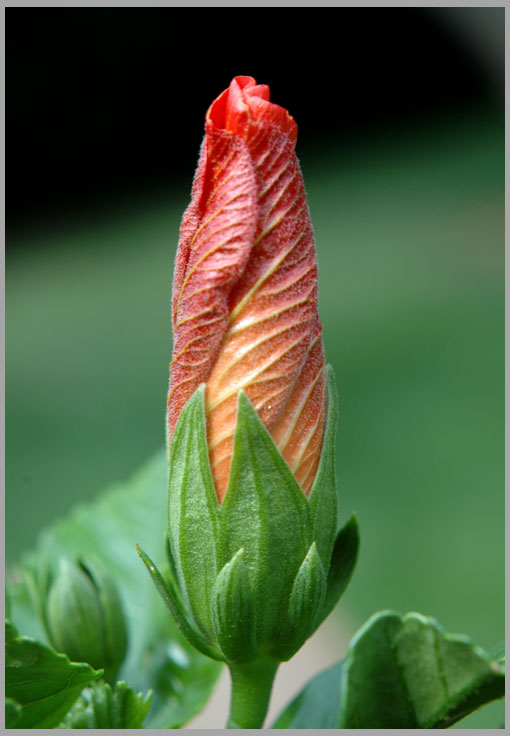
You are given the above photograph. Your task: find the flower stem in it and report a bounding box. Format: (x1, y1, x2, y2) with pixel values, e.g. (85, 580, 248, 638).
(226, 658, 279, 729)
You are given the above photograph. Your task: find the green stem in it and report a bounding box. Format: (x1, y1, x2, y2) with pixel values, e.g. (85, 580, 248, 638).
(226, 658, 279, 729)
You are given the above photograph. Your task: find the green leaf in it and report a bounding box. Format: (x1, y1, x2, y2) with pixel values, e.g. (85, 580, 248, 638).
(7, 450, 222, 728)
(5, 574, 46, 643)
(211, 548, 257, 663)
(272, 661, 343, 728)
(317, 513, 359, 626)
(274, 611, 504, 729)
(338, 611, 505, 728)
(142, 639, 222, 729)
(60, 680, 152, 728)
(167, 384, 220, 642)
(274, 542, 326, 660)
(5, 698, 22, 728)
(222, 391, 312, 644)
(5, 620, 102, 728)
(308, 365, 340, 568)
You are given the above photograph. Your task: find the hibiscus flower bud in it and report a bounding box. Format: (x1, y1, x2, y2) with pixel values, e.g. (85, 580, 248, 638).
(139, 77, 359, 728)
(167, 75, 326, 501)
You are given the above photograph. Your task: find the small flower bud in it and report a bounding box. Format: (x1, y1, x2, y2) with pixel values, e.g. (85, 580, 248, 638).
(45, 556, 128, 684)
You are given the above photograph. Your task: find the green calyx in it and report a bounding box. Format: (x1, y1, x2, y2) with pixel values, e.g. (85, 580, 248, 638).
(140, 365, 359, 667)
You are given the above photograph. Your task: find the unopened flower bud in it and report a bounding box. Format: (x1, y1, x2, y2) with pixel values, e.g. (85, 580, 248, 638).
(46, 556, 128, 684)
(140, 79, 358, 704)
(168, 75, 327, 502)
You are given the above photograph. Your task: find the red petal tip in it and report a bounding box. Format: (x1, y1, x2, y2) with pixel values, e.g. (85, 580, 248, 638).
(207, 75, 297, 145)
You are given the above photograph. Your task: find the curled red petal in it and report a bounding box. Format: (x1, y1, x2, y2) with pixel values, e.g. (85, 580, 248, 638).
(168, 128, 258, 436)
(207, 75, 297, 145)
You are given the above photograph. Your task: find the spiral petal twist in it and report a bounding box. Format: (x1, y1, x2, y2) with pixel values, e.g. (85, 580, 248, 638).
(168, 76, 326, 501)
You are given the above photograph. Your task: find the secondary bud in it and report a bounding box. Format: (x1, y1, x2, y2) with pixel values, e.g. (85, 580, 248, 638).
(168, 75, 327, 501)
(45, 556, 128, 684)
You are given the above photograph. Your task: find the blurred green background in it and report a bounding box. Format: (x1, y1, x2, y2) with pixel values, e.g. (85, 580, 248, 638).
(6, 7, 504, 728)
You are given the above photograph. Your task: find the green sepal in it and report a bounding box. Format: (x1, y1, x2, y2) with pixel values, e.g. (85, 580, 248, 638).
(211, 548, 257, 663)
(165, 534, 183, 601)
(78, 555, 129, 683)
(136, 544, 223, 662)
(316, 513, 359, 627)
(308, 365, 340, 568)
(273, 541, 327, 661)
(221, 390, 313, 644)
(164, 368, 346, 664)
(167, 384, 220, 641)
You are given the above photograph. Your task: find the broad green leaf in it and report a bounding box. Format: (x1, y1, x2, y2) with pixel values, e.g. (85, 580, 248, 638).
(60, 680, 152, 728)
(167, 385, 220, 642)
(5, 620, 102, 728)
(7, 450, 222, 728)
(222, 391, 312, 643)
(308, 365, 340, 568)
(141, 639, 221, 729)
(338, 611, 505, 728)
(274, 611, 504, 729)
(272, 661, 343, 729)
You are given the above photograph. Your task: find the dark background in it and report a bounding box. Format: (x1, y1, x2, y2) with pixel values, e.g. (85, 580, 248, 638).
(6, 8, 505, 728)
(7, 8, 503, 227)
